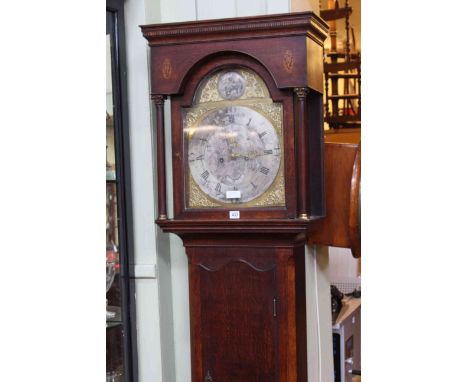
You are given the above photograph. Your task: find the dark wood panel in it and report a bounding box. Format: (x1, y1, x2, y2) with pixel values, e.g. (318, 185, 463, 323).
(156, 219, 311, 237)
(325, 51, 360, 60)
(328, 72, 360, 79)
(326, 115, 361, 124)
(106, 324, 124, 374)
(319, 6, 352, 21)
(329, 94, 359, 100)
(306, 39, 326, 93)
(141, 11, 327, 46)
(322, 128, 360, 144)
(200, 260, 278, 382)
(308, 130, 361, 256)
(307, 91, 326, 217)
(141, 12, 328, 94)
(309, 143, 355, 247)
(149, 36, 312, 94)
(348, 144, 361, 258)
(152, 95, 167, 219)
(324, 61, 360, 72)
(186, 241, 308, 382)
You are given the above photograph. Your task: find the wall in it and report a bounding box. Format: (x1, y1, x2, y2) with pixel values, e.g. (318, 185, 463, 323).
(106, 35, 113, 117)
(123, 1, 333, 381)
(292, 0, 320, 13)
(124, 1, 165, 381)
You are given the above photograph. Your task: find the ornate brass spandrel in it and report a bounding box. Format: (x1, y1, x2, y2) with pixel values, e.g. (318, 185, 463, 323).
(187, 165, 285, 208)
(242, 69, 267, 99)
(183, 104, 219, 141)
(188, 175, 222, 208)
(252, 102, 282, 134)
(255, 171, 285, 207)
(197, 74, 220, 103)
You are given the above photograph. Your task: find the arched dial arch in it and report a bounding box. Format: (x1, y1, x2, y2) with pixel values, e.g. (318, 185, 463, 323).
(184, 67, 285, 208)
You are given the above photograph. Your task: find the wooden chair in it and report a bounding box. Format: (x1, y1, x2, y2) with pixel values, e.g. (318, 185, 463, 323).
(321, 0, 361, 129)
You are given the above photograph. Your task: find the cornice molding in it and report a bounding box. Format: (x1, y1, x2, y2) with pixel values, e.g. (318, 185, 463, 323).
(141, 12, 328, 47)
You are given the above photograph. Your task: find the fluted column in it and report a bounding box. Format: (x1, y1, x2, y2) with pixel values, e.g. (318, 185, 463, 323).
(152, 94, 168, 220)
(294, 87, 310, 220)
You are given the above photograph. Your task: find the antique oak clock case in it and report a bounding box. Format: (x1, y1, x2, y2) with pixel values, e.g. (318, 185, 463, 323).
(142, 12, 328, 382)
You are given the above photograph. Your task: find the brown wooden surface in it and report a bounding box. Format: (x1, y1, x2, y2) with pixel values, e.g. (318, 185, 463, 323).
(183, 233, 308, 382)
(308, 129, 361, 256)
(323, 127, 360, 144)
(141, 12, 328, 94)
(106, 324, 123, 374)
(348, 143, 361, 258)
(324, 61, 361, 72)
(307, 91, 326, 218)
(295, 87, 311, 218)
(160, 222, 312, 382)
(193, 248, 278, 381)
(157, 219, 312, 236)
(152, 95, 167, 219)
(320, 6, 353, 21)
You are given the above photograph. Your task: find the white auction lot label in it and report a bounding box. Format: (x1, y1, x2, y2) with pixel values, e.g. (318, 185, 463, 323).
(226, 190, 241, 199)
(229, 211, 240, 219)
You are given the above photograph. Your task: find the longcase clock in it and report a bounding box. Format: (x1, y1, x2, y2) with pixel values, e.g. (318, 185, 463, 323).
(142, 12, 328, 382)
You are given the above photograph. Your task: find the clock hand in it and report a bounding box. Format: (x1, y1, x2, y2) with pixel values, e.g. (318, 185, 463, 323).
(230, 152, 252, 160)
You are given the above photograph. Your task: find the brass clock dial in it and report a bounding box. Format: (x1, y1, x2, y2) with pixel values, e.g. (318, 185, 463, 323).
(188, 105, 281, 203)
(184, 68, 285, 208)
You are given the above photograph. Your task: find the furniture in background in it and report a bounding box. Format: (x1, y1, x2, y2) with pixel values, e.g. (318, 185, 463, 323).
(333, 297, 361, 382)
(320, 0, 361, 129)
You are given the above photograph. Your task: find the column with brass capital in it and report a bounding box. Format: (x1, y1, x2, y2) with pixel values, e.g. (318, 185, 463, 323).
(152, 94, 168, 220)
(294, 87, 310, 220)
